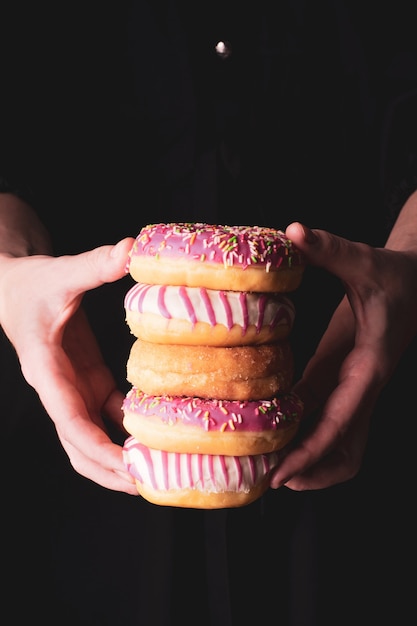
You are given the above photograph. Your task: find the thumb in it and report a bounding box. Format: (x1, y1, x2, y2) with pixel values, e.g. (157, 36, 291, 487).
(62, 237, 135, 293)
(286, 222, 369, 282)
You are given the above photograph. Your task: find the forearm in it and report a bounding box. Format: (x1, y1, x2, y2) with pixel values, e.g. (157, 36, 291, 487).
(0, 193, 52, 257)
(385, 188, 417, 252)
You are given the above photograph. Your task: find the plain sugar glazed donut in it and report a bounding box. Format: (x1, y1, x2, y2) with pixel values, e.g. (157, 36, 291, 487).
(124, 282, 296, 346)
(126, 338, 294, 400)
(122, 388, 303, 457)
(123, 436, 281, 509)
(127, 223, 305, 293)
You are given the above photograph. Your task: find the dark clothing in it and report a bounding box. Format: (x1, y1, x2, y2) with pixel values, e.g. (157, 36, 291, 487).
(1, 2, 417, 625)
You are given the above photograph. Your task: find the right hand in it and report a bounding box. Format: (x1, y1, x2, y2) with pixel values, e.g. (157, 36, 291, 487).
(0, 238, 139, 494)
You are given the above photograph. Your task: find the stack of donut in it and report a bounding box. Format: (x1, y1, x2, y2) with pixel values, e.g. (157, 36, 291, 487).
(121, 223, 305, 508)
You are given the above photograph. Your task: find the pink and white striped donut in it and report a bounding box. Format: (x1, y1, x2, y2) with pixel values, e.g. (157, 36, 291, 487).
(123, 436, 281, 508)
(124, 282, 296, 345)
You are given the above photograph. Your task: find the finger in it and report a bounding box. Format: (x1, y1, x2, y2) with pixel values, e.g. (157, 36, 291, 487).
(26, 345, 132, 478)
(290, 378, 322, 418)
(270, 350, 376, 488)
(286, 222, 373, 283)
(290, 301, 355, 417)
(103, 389, 127, 432)
(54, 410, 137, 492)
(281, 446, 358, 491)
(281, 399, 371, 490)
(60, 436, 138, 494)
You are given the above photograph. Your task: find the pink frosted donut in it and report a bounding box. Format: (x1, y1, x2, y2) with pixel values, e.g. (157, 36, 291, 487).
(127, 223, 305, 293)
(124, 282, 296, 345)
(123, 436, 281, 509)
(122, 388, 303, 457)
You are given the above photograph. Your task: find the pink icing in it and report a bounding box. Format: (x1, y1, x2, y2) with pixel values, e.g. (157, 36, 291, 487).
(178, 286, 196, 324)
(187, 454, 193, 487)
(157, 285, 170, 319)
(199, 287, 216, 326)
(198, 455, 204, 487)
(137, 283, 152, 309)
(122, 388, 303, 434)
(123, 436, 281, 493)
(127, 223, 303, 271)
(219, 290, 233, 329)
(239, 291, 249, 333)
(256, 295, 265, 333)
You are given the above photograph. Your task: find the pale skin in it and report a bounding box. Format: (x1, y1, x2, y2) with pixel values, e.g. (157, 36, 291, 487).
(0, 193, 137, 494)
(1, 191, 417, 494)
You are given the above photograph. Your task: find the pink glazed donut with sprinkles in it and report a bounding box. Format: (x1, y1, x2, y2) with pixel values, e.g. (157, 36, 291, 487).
(127, 223, 305, 293)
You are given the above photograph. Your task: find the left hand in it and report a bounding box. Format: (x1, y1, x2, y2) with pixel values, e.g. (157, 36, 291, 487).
(270, 222, 417, 490)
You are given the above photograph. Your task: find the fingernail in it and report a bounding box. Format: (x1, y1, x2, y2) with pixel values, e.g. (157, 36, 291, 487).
(110, 239, 126, 258)
(270, 474, 286, 489)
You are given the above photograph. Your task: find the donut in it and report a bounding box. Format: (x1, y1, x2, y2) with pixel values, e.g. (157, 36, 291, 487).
(124, 282, 296, 346)
(127, 223, 304, 293)
(122, 388, 303, 456)
(123, 436, 281, 509)
(126, 338, 294, 400)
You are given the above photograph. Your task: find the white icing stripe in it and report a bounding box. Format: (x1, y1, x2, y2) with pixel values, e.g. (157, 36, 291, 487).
(124, 283, 295, 331)
(123, 437, 280, 493)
